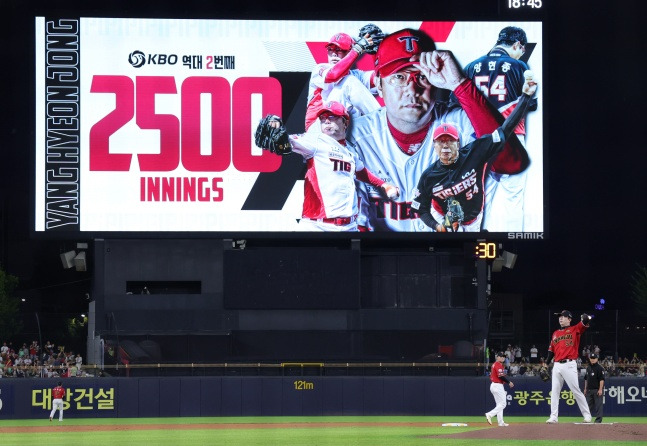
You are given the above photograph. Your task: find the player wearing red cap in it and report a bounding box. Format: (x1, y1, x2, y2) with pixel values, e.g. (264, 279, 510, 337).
(347, 28, 529, 231)
(305, 32, 380, 131)
(256, 102, 398, 231)
(411, 73, 536, 232)
(486, 351, 514, 427)
(545, 310, 593, 424)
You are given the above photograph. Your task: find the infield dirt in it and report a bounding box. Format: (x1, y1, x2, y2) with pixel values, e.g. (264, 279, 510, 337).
(433, 422, 647, 441)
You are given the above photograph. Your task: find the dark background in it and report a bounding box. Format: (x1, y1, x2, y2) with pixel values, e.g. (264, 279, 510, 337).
(1, 0, 644, 357)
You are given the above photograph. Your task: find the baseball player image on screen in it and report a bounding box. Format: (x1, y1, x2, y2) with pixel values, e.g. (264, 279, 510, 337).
(410, 73, 536, 232)
(304, 25, 385, 132)
(486, 351, 515, 427)
(347, 28, 529, 232)
(462, 26, 538, 232)
(49, 381, 66, 422)
(545, 310, 593, 424)
(255, 101, 399, 232)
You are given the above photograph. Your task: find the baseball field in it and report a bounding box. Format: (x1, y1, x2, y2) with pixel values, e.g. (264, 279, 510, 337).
(1, 416, 645, 445)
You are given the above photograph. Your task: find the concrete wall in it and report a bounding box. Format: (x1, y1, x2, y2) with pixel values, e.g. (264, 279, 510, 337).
(90, 239, 488, 363)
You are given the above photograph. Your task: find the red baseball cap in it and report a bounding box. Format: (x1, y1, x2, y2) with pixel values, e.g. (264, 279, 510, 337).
(375, 28, 436, 77)
(326, 33, 354, 52)
(317, 101, 350, 121)
(432, 123, 459, 141)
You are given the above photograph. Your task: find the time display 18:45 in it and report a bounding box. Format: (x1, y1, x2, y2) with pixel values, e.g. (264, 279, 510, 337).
(509, 0, 542, 8)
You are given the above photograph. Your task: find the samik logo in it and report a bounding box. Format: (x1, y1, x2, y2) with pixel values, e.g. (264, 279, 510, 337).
(128, 51, 146, 68)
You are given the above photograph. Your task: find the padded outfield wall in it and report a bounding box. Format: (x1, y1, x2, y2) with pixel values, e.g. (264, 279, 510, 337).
(0, 377, 645, 419)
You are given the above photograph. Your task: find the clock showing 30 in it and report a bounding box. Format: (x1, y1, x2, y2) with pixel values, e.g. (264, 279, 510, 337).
(474, 242, 498, 259)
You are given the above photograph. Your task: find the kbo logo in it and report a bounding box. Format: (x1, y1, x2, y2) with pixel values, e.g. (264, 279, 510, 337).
(128, 50, 178, 68)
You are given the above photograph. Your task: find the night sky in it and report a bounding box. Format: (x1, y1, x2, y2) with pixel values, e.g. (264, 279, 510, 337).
(1, 1, 644, 322)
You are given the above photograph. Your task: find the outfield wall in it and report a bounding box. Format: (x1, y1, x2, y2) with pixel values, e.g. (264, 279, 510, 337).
(0, 377, 645, 419)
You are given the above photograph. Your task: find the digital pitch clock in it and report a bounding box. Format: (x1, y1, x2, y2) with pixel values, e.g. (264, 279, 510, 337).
(474, 242, 498, 260)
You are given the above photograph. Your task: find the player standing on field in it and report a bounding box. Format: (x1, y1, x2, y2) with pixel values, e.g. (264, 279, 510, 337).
(256, 101, 399, 232)
(411, 72, 537, 232)
(545, 310, 593, 424)
(462, 26, 537, 232)
(347, 28, 529, 231)
(305, 31, 381, 131)
(486, 351, 514, 427)
(49, 381, 66, 422)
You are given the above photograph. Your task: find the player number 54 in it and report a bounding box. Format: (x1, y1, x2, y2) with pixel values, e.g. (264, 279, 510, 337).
(465, 184, 479, 200)
(474, 75, 507, 102)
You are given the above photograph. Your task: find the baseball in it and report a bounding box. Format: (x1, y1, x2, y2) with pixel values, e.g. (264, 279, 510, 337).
(523, 70, 534, 80)
(384, 185, 399, 200)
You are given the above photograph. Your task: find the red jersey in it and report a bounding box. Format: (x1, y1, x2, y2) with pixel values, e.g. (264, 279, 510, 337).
(548, 321, 587, 362)
(52, 386, 66, 399)
(490, 361, 508, 384)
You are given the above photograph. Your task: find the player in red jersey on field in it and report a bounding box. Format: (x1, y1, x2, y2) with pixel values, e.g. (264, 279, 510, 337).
(485, 351, 514, 427)
(49, 381, 66, 422)
(545, 310, 592, 424)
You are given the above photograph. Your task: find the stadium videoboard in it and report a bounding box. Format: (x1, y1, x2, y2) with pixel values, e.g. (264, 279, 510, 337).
(35, 16, 544, 238)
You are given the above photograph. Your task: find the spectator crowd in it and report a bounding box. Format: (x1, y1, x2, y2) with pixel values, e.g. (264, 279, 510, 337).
(0, 339, 92, 378)
(491, 343, 646, 378)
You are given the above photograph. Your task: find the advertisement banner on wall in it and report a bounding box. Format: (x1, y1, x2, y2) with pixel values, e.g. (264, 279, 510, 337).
(1, 377, 646, 419)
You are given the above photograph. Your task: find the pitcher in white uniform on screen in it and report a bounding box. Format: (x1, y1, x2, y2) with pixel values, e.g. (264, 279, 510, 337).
(255, 101, 399, 232)
(305, 32, 381, 132)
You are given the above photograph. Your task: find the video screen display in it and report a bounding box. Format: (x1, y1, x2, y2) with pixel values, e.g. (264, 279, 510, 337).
(35, 18, 543, 237)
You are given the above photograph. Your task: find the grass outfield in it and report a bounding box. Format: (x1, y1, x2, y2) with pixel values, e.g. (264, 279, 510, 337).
(0, 416, 645, 446)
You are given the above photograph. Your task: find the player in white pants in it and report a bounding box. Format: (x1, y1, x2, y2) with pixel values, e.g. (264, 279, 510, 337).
(545, 310, 592, 424)
(486, 351, 514, 427)
(549, 360, 592, 423)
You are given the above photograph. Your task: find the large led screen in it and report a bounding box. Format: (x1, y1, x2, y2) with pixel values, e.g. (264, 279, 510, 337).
(35, 18, 543, 237)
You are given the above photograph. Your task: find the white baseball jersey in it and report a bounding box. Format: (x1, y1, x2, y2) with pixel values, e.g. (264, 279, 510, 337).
(289, 131, 364, 220)
(308, 65, 380, 123)
(347, 106, 478, 231)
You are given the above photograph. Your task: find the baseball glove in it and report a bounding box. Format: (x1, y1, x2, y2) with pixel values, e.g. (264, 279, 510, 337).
(254, 114, 292, 155)
(443, 198, 465, 232)
(539, 365, 550, 382)
(581, 313, 591, 325)
(354, 23, 385, 55)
